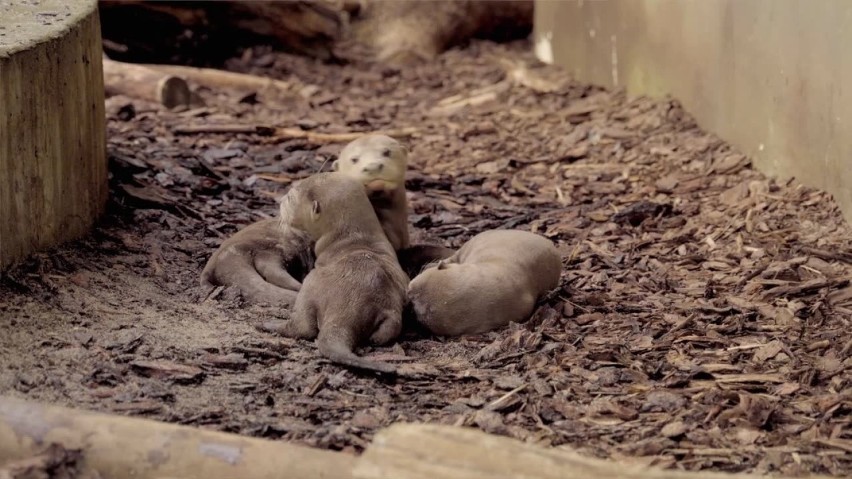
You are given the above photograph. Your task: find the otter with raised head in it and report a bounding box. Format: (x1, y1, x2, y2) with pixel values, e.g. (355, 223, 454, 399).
(269, 172, 409, 374)
(408, 229, 562, 336)
(199, 218, 313, 306)
(333, 134, 456, 278)
(332, 133, 410, 251)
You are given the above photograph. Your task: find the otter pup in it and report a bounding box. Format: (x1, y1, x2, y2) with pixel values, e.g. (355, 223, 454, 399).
(408, 229, 562, 336)
(199, 218, 313, 306)
(332, 134, 410, 251)
(270, 172, 409, 374)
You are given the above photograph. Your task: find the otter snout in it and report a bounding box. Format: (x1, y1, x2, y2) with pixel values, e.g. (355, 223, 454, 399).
(362, 162, 384, 174)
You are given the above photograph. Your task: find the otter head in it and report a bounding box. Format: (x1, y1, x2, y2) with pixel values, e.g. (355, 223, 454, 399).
(332, 134, 408, 196)
(408, 260, 467, 323)
(279, 172, 370, 239)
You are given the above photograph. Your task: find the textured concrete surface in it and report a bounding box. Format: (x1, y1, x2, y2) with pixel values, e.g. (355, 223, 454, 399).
(535, 0, 852, 223)
(0, 0, 95, 57)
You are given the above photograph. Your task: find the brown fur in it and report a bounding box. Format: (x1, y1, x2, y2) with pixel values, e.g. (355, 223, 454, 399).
(397, 243, 455, 279)
(199, 218, 313, 306)
(353, 0, 533, 66)
(332, 134, 410, 251)
(265, 172, 409, 374)
(408, 229, 561, 336)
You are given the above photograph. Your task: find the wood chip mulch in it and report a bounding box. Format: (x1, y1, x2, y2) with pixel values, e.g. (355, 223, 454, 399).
(1, 40, 850, 477)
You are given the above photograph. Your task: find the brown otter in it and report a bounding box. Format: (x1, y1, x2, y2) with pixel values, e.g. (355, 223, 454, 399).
(408, 229, 562, 336)
(199, 218, 313, 306)
(332, 133, 410, 251)
(268, 172, 409, 374)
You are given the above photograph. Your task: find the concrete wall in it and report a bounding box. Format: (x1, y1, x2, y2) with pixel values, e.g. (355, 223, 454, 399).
(533, 0, 852, 223)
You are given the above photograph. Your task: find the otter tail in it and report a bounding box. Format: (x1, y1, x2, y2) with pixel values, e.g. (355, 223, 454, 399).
(317, 334, 397, 375)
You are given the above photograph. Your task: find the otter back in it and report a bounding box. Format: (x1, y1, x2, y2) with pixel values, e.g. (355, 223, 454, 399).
(268, 172, 409, 374)
(408, 229, 561, 336)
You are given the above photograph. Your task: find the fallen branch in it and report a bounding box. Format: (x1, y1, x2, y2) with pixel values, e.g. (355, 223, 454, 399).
(170, 124, 418, 143)
(172, 124, 276, 135)
(144, 63, 294, 93)
(102, 57, 195, 108)
(275, 127, 419, 143)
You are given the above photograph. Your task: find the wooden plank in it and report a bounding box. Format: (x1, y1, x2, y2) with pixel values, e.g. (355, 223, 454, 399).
(354, 423, 831, 479)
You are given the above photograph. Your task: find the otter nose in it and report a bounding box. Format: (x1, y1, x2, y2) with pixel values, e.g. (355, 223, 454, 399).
(362, 163, 384, 174)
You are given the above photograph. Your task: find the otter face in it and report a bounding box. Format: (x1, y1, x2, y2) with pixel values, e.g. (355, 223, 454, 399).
(332, 134, 408, 194)
(279, 173, 367, 237)
(278, 181, 313, 233)
(408, 262, 469, 328)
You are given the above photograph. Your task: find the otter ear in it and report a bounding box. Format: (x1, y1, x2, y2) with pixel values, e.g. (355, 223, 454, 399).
(331, 160, 339, 171)
(437, 260, 447, 270)
(312, 200, 321, 216)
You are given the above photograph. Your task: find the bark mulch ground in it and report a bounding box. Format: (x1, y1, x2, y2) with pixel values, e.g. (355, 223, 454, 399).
(1, 39, 850, 477)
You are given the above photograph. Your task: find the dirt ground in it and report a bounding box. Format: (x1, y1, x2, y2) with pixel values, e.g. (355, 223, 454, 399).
(1, 39, 851, 476)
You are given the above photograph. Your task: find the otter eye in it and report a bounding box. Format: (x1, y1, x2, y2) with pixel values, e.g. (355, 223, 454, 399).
(382, 149, 391, 157)
(351, 157, 359, 164)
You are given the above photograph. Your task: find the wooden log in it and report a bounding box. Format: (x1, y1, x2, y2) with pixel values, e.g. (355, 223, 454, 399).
(104, 57, 306, 107)
(98, 1, 346, 64)
(102, 57, 194, 108)
(0, 0, 107, 270)
(354, 424, 831, 479)
(144, 63, 294, 94)
(0, 395, 354, 479)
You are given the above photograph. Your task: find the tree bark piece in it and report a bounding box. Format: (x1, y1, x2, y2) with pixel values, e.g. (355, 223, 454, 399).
(103, 57, 193, 108)
(354, 423, 832, 479)
(0, 395, 354, 479)
(0, 0, 107, 270)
